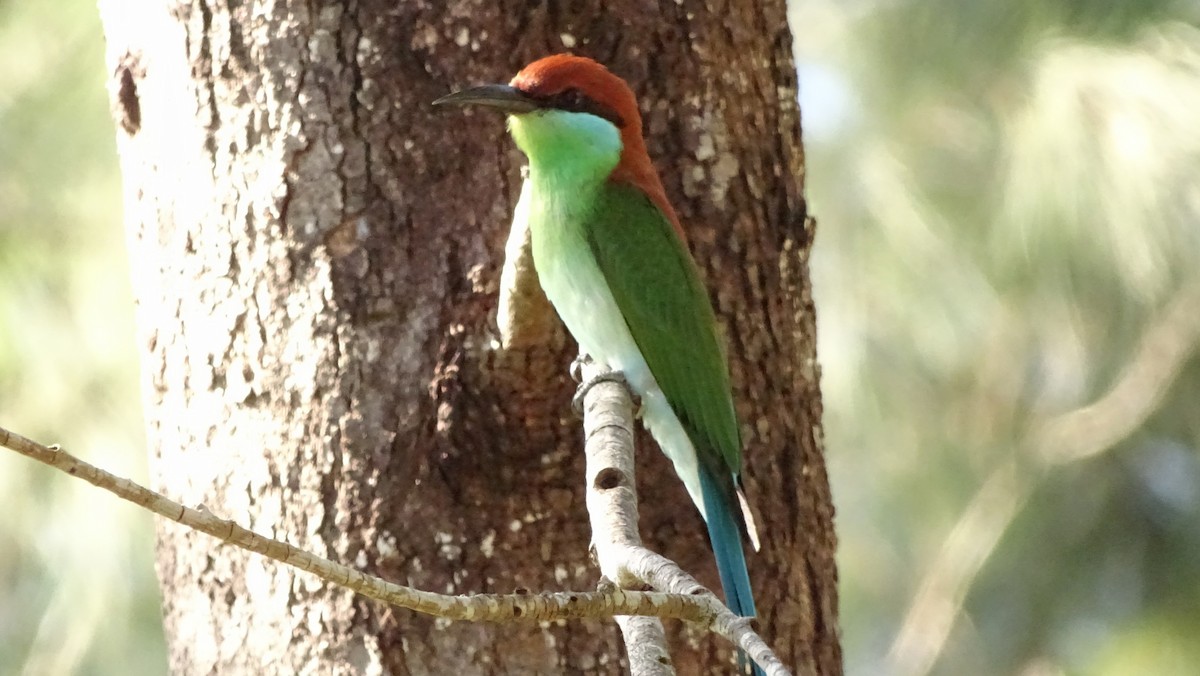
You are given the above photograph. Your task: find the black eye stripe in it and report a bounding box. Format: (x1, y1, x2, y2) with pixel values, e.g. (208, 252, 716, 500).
(542, 87, 626, 128)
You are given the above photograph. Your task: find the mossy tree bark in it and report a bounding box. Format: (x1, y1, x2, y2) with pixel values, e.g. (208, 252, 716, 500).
(100, 0, 839, 673)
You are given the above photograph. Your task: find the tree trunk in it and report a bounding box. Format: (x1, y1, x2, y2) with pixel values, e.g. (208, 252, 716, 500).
(100, 0, 839, 674)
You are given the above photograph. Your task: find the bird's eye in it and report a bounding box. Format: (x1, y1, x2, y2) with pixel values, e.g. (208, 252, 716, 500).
(550, 87, 625, 128)
(558, 88, 586, 110)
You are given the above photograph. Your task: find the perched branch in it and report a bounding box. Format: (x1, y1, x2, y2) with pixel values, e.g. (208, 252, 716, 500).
(578, 358, 674, 676)
(577, 359, 793, 676)
(0, 422, 786, 669)
(615, 616, 674, 676)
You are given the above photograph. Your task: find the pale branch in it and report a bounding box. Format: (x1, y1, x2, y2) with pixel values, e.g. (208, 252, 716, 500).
(615, 615, 674, 676)
(0, 422, 784, 667)
(578, 359, 793, 676)
(888, 277, 1200, 676)
(578, 358, 675, 676)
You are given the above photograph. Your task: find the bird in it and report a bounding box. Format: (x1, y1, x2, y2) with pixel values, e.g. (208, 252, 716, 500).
(435, 55, 761, 672)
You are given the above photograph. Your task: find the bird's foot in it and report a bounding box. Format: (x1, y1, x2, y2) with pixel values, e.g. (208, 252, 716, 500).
(572, 369, 628, 415)
(596, 576, 618, 594)
(569, 353, 592, 383)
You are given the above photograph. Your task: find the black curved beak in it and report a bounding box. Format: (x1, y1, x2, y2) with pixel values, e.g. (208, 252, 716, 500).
(433, 84, 540, 114)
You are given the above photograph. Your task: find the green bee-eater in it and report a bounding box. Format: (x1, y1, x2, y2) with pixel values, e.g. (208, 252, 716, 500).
(436, 55, 761, 672)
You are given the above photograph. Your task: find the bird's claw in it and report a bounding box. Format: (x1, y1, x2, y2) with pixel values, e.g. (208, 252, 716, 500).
(572, 369, 628, 415)
(596, 576, 618, 594)
(569, 353, 592, 383)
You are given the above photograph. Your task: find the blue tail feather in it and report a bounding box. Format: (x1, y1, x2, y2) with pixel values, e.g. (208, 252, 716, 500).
(698, 464, 764, 676)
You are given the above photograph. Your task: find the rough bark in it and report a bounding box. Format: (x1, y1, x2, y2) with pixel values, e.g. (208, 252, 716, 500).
(100, 0, 838, 674)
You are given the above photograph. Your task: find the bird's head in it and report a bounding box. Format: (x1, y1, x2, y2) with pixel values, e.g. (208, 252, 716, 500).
(434, 54, 641, 133)
(434, 55, 651, 178)
(435, 55, 678, 231)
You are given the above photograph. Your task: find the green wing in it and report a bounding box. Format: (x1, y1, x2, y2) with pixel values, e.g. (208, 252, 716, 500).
(584, 181, 742, 474)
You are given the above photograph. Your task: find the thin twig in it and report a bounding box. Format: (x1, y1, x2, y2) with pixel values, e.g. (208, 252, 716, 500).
(0, 423, 784, 667)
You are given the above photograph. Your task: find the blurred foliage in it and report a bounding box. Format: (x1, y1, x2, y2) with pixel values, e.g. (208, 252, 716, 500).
(0, 0, 166, 674)
(792, 0, 1200, 675)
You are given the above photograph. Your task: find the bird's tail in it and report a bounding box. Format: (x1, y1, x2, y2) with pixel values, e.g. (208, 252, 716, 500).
(698, 464, 763, 676)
